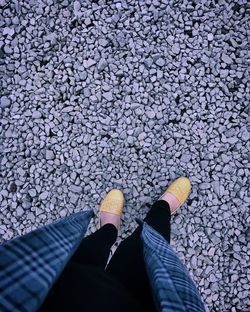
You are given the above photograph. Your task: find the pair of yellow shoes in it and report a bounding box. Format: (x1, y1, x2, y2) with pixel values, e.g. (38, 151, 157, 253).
(99, 177, 191, 229)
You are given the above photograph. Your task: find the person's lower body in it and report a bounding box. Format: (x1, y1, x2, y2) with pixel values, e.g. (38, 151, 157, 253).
(40, 200, 171, 311)
(105, 199, 171, 310)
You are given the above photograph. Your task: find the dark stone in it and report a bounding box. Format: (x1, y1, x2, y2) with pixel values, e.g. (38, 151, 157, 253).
(9, 182, 17, 193)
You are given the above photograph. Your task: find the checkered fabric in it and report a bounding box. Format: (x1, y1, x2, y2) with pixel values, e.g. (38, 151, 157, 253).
(0, 210, 94, 312)
(141, 222, 206, 312)
(0, 210, 205, 312)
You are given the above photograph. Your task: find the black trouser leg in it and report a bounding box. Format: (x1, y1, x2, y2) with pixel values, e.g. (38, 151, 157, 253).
(70, 223, 118, 268)
(40, 224, 118, 311)
(106, 200, 171, 311)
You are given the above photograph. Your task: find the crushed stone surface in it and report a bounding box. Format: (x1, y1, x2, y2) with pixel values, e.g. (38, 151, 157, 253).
(0, 0, 249, 310)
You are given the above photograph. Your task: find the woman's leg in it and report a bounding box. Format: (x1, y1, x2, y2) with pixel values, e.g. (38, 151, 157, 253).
(105, 200, 171, 310)
(40, 224, 118, 311)
(70, 223, 118, 268)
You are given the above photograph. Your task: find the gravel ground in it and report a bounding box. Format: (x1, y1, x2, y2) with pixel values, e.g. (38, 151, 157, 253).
(0, 0, 249, 310)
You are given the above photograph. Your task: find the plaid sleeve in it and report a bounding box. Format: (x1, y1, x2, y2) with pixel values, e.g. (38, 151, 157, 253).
(141, 222, 206, 312)
(0, 210, 94, 312)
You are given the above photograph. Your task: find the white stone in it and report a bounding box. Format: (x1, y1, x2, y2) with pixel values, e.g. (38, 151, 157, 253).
(207, 33, 214, 41)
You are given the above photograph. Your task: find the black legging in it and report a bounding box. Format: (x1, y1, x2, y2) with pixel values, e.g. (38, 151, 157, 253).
(40, 200, 171, 311)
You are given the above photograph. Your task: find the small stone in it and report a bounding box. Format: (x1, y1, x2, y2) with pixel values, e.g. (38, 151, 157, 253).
(146, 110, 156, 119)
(9, 182, 17, 193)
(27, 212, 35, 222)
(201, 55, 210, 63)
(245, 227, 250, 242)
(40, 191, 49, 200)
(212, 180, 220, 196)
(221, 53, 233, 64)
(210, 274, 217, 282)
(221, 154, 230, 163)
(60, 209, 67, 217)
(138, 132, 147, 141)
(144, 58, 153, 68)
(220, 69, 228, 78)
(3, 46, 13, 54)
(1, 156, 7, 166)
(28, 188, 37, 197)
(17, 167, 26, 176)
(200, 183, 210, 190)
(73, 0, 81, 11)
(0, 96, 11, 108)
(200, 160, 209, 169)
(172, 43, 180, 54)
(165, 138, 175, 147)
(152, 54, 161, 62)
(85, 17, 92, 26)
(3, 27, 15, 37)
(62, 106, 74, 113)
(69, 185, 82, 193)
(99, 39, 109, 47)
(35, 207, 43, 216)
(46, 150, 54, 160)
(69, 192, 80, 204)
(22, 201, 32, 210)
(227, 137, 238, 144)
(208, 247, 215, 256)
(97, 58, 107, 72)
(115, 70, 124, 77)
(127, 136, 134, 144)
(84, 59, 96, 68)
(207, 33, 214, 41)
(103, 91, 113, 101)
(155, 58, 165, 67)
(32, 111, 42, 119)
(16, 207, 25, 217)
(79, 71, 87, 81)
(180, 154, 191, 163)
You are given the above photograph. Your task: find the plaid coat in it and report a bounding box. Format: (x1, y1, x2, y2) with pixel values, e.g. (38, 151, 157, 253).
(0, 210, 205, 312)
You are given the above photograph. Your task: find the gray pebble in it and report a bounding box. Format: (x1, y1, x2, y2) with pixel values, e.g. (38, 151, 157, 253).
(103, 91, 113, 101)
(0, 96, 11, 108)
(155, 58, 165, 67)
(180, 154, 191, 163)
(221, 53, 233, 64)
(32, 111, 42, 119)
(127, 136, 134, 144)
(73, 1, 81, 11)
(97, 58, 108, 72)
(16, 207, 25, 218)
(3, 27, 15, 37)
(46, 150, 55, 160)
(138, 132, 147, 141)
(22, 201, 32, 210)
(165, 138, 175, 147)
(35, 207, 43, 216)
(28, 189, 37, 197)
(40, 191, 49, 200)
(17, 167, 26, 176)
(69, 192, 79, 204)
(99, 39, 109, 47)
(84, 59, 96, 68)
(200, 183, 210, 190)
(4, 46, 13, 54)
(221, 154, 230, 163)
(69, 185, 82, 193)
(172, 43, 180, 54)
(146, 110, 156, 119)
(207, 33, 214, 41)
(212, 181, 220, 196)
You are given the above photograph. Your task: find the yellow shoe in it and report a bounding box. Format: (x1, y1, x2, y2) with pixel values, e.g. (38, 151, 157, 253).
(98, 189, 124, 230)
(159, 177, 191, 214)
